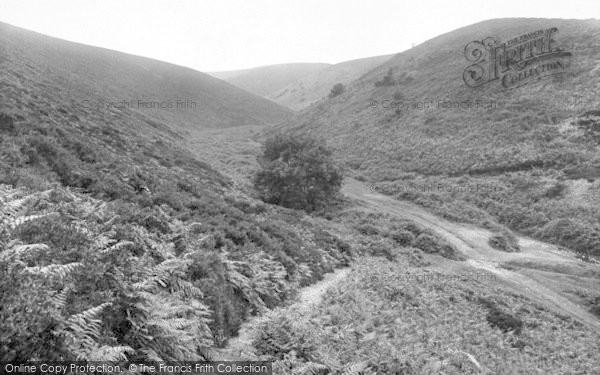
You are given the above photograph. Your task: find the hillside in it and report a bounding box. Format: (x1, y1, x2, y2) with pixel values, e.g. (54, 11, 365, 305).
(2, 16, 600, 371)
(0, 22, 291, 132)
(0, 21, 352, 362)
(1, 18, 465, 365)
(268, 54, 393, 110)
(278, 18, 600, 256)
(209, 63, 330, 98)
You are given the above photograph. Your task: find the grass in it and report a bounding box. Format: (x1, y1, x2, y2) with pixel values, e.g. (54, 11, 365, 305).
(370, 173, 600, 256)
(276, 18, 600, 257)
(2, 17, 600, 365)
(251, 257, 600, 374)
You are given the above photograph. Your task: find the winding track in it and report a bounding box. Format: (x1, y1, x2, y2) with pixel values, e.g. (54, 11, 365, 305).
(342, 178, 600, 332)
(217, 267, 351, 360)
(217, 177, 600, 359)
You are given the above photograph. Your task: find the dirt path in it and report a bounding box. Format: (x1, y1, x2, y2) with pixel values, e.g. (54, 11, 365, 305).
(342, 178, 600, 332)
(216, 267, 351, 360)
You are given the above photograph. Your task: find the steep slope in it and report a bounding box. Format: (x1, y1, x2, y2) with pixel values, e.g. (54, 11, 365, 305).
(281, 18, 600, 255)
(0, 22, 291, 132)
(268, 54, 393, 110)
(0, 22, 351, 362)
(210, 63, 330, 97)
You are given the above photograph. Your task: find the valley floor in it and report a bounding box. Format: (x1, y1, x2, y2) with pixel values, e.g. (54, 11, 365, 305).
(343, 178, 600, 332)
(187, 126, 600, 373)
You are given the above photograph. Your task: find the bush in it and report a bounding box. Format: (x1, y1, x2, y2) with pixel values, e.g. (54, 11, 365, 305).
(413, 233, 463, 260)
(413, 233, 442, 254)
(328, 83, 345, 98)
(0, 113, 16, 134)
(478, 296, 523, 334)
(486, 308, 523, 334)
(254, 134, 343, 212)
(391, 230, 414, 246)
(488, 230, 520, 252)
(368, 243, 396, 261)
(536, 218, 600, 257)
(356, 223, 379, 236)
(374, 68, 396, 87)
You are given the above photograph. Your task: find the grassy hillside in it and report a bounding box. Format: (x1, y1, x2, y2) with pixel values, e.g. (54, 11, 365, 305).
(268, 55, 393, 110)
(0, 22, 350, 361)
(252, 257, 600, 374)
(210, 63, 330, 97)
(280, 18, 600, 256)
(0, 22, 291, 132)
(2, 18, 599, 367)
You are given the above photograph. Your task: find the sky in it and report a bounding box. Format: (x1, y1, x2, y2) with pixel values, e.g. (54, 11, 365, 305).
(0, 0, 598, 72)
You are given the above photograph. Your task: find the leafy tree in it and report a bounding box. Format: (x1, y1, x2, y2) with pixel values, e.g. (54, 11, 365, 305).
(328, 83, 345, 98)
(254, 134, 343, 211)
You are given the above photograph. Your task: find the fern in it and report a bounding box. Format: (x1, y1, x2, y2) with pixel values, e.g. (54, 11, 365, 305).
(134, 258, 189, 291)
(66, 303, 111, 335)
(0, 194, 32, 217)
(103, 214, 120, 227)
(59, 303, 112, 360)
(101, 240, 134, 255)
(221, 253, 268, 312)
(127, 255, 214, 360)
(0, 185, 26, 205)
(87, 345, 135, 361)
(292, 362, 330, 375)
(170, 278, 204, 299)
(51, 288, 70, 310)
(147, 317, 196, 331)
(139, 348, 164, 362)
(21, 262, 83, 280)
(0, 243, 49, 261)
(197, 346, 215, 361)
(340, 361, 369, 375)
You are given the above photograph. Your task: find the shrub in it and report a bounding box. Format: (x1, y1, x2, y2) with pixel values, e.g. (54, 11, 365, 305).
(413, 233, 442, 254)
(142, 214, 171, 234)
(328, 83, 345, 98)
(254, 134, 343, 212)
(391, 230, 414, 246)
(543, 182, 566, 199)
(536, 218, 600, 257)
(0, 113, 16, 134)
(368, 243, 396, 261)
(488, 230, 520, 252)
(356, 223, 379, 236)
(486, 308, 523, 334)
(413, 233, 463, 260)
(374, 68, 396, 87)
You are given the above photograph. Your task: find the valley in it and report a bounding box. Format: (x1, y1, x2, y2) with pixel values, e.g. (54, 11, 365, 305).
(1, 14, 599, 374)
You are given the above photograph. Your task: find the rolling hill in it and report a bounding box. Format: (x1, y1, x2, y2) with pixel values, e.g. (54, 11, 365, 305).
(0, 21, 351, 362)
(2, 17, 600, 371)
(267, 54, 394, 110)
(0, 21, 291, 133)
(278, 18, 600, 255)
(209, 63, 330, 98)
(211, 55, 394, 111)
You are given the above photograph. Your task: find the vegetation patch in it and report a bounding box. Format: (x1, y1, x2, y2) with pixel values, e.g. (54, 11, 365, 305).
(488, 229, 520, 252)
(251, 257, 599, 374)
(254, 134, 343, 212)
